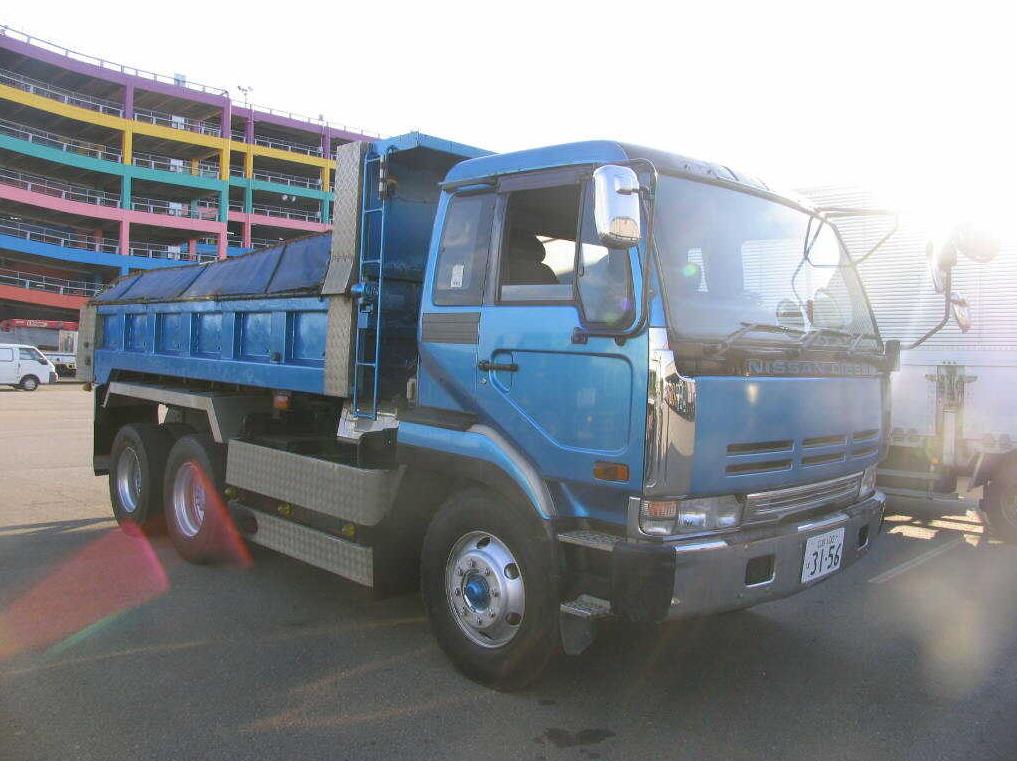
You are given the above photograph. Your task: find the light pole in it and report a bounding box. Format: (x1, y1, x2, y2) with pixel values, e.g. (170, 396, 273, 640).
(237, 85, 254, 142)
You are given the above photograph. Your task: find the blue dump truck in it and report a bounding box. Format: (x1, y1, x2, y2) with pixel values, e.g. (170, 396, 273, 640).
(75, 132, 972, 688)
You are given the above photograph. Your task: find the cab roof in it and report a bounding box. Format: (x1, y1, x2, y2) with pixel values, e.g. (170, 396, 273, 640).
(443, 140, 812, 210)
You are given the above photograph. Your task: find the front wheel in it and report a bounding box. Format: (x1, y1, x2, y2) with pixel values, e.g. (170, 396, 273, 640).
(982, 473, 1017, 544)
(420, 488, 560, 690)
(19, 375, 38, 391)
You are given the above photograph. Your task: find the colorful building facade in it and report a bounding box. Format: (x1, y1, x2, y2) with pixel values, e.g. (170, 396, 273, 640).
(0, 25, 372, 321)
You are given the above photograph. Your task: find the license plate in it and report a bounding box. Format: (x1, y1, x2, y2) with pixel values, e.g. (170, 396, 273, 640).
(801, 528, 845, 583)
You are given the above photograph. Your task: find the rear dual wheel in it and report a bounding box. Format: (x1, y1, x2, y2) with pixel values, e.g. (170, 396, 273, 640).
(163, 433, 229, 563)
(109, 423, 173, 532)
(107, 423, 207, 535)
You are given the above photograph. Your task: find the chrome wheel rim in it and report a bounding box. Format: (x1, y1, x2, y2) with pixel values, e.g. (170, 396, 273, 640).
(23, 377, 36, 390)
(115, 446, 142, 513)
(445, 530, 525, 648)
(172, 461, 206, 538)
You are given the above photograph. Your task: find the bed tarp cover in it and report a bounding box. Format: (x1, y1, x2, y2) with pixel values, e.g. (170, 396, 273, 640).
(94, 234, 331, 303)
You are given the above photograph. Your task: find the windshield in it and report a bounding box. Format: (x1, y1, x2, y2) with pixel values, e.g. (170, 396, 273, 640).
(653, 175, 880, 352)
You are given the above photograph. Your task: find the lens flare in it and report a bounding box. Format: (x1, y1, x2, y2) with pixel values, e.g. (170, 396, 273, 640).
(0, 528, 168, 660)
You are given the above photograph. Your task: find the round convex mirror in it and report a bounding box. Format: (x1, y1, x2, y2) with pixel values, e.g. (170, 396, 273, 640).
(950, 292, 972, 333)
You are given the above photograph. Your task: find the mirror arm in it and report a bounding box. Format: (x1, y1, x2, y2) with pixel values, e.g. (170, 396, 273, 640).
(903, 269, 952, 350)
(853, 214, 899, 266)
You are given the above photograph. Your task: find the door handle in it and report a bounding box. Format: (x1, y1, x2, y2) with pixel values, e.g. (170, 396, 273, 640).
(478, 359, 518, 373)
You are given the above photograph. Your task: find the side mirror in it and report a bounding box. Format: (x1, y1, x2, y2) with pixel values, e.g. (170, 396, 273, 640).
(908, 223, 994, 351)
(775, 298, 805, 330)
(950, 221, 1000, 264)
(927, 222, 1000, 294)
(950, 292, 972, 333)
(593, 165, 641, 248)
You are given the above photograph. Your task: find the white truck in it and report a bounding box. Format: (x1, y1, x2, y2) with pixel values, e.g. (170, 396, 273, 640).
(0, 343, 58, 390)
(801, 184, 1016, 541)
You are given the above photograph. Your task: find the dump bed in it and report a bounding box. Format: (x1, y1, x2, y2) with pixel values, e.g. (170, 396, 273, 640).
(86, 234, 333, 393)
(79, 133, 487, 398)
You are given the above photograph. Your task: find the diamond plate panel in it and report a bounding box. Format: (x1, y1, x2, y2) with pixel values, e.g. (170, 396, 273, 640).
(321, 140, 367, 397)
(75, 304, 97, 383)
(557, 529, 620, 552)
(243, 509, 373, 587)
(226, 439, 403, 525)
(323, 296, 355, 397)
(322, 140, 368, 296)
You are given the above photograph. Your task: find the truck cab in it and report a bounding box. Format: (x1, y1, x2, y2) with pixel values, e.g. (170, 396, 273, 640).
(413, 141, 887, 623)
(81, 133, 898, 688)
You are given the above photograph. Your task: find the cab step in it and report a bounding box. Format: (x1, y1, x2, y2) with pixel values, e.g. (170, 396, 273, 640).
(561, 594, 612, 619)
(559, 594, 612, 656)
(556, 529, 622, 552)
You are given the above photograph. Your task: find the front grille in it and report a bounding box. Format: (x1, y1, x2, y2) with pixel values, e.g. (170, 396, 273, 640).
(725, 429, 879, 477)
(743, 472, 862, 524)
(727, 439, 793, 455)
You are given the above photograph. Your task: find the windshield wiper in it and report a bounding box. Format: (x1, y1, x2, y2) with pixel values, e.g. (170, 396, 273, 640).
(711, 321, 805, 356)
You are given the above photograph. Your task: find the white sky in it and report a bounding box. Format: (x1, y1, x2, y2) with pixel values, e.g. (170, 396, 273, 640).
(4, 0, 1015, 231)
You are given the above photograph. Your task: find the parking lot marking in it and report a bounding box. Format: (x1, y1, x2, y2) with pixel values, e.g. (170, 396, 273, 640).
(868, 537, 964, 584)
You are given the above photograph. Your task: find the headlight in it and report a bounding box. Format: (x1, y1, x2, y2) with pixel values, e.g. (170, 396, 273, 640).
(859, 465, 878, 500)
(639, 495, 742, 536)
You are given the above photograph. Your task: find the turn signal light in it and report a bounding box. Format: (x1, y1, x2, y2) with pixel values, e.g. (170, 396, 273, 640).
(593, 462, 630, 482)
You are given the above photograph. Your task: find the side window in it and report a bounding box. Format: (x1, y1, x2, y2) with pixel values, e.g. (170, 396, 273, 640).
(433, 193, 495, 306)
(576, 183, 635, 326)
(19, 348, 36, 361)
(499, 184, 580, 303)
(0, 348, 13, 362)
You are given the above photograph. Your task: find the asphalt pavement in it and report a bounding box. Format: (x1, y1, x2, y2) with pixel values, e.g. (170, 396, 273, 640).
(2, 384, 1016, 761)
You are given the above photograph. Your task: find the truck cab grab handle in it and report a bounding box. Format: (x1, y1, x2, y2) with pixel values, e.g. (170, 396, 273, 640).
(478, 359, 518, 373)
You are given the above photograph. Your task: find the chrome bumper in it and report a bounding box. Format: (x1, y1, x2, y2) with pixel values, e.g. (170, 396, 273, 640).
(664, 492, 885, 619)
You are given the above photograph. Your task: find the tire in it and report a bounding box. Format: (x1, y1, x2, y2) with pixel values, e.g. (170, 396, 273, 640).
(108, 423, 174, 533)
(420, 487, 561, 690)
(982, 472, 1017, 544)
(163, 433, 228, 563)
(19, 375, 39, 392)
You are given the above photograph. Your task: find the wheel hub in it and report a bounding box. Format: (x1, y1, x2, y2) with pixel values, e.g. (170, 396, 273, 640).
(172, 461, 207, 538)
(463, 574, 491, 610)
(115, 446, 142, 513)
(445, 531, 525, 648)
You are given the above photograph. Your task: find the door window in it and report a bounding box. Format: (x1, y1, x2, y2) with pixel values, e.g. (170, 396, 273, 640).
(0, 347, 12, 362)
(19, 348, 44, 362)
(433, 193, 496, 306)
(498, 184, 580, 303)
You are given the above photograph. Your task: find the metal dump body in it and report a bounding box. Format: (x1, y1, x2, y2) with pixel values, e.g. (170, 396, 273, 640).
(83, 133, 487, 397)
(89, 234, 333, 393)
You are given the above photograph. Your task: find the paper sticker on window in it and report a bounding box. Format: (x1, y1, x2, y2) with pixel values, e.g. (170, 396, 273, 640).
(450, 263, 465, 289)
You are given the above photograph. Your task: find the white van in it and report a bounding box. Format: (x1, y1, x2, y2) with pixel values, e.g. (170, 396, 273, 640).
(0, 343, 58, 391)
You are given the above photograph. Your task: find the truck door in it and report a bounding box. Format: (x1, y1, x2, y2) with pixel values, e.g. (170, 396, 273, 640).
(0, 346, 16, 384)
(474, 170, 646, 506)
